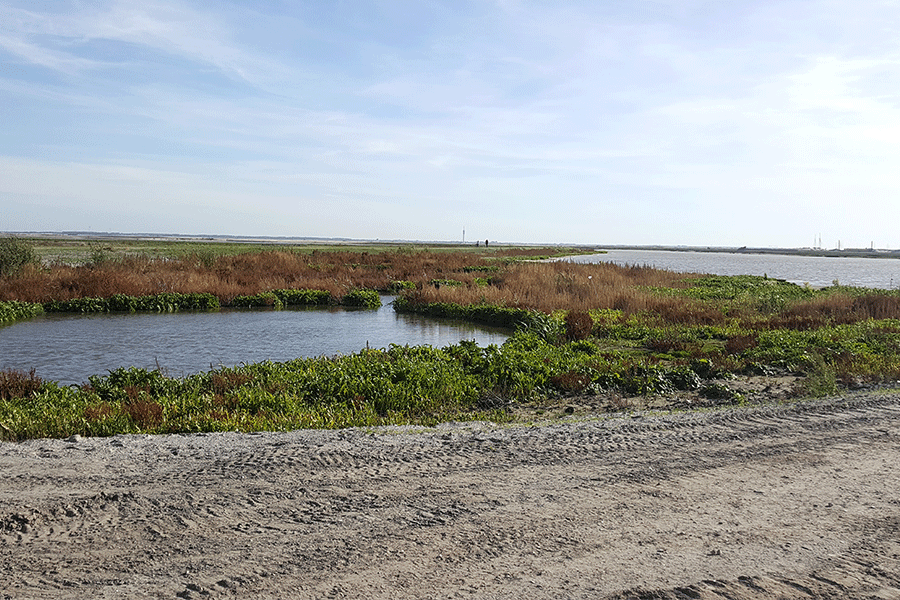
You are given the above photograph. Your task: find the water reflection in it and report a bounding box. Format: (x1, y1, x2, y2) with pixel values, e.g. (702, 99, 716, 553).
(0, 298, 509, 385)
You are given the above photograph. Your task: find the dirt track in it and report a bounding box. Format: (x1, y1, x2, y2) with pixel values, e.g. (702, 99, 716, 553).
(2, 391, 900, 599)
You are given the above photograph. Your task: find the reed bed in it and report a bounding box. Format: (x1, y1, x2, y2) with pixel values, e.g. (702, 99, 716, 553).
(411, 263, 900, 329)
(403, 261, 689, 311)
(0, 247, 546, 304)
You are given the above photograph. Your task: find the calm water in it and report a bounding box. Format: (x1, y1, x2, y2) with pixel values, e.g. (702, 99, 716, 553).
(566, 249, 900, 290)
(0, 299, 508, 385)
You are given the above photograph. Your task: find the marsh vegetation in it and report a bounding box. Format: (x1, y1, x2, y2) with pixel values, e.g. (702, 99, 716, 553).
(2, 236, 900, 440)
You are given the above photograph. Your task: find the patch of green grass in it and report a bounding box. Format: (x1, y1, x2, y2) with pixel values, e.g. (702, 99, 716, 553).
(0, 330, 731, 440)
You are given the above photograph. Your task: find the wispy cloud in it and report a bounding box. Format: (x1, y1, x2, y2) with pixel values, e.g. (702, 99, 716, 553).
(1, 0, 899, 245)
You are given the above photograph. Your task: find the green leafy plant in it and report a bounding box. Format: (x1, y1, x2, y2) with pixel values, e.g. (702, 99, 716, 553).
(87, 242, 112, 267)
(0, 236, 37, 277)
(0, 301, 44, 323)
(800, 353, 838, 397)
(341, 289, 381, 308)
(388, 280, 417, 293)
(43, 293, 220, 313)
(230, 291, 284, 309)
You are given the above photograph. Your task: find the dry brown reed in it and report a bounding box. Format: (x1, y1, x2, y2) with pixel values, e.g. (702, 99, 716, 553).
(83, 402, 115, 423)
(409, 261, 900, 329)
(0, 248, 520, 303)
(564, 311, 594, 341)
(0, 368, 43, 400)
(750, 294, 900, 331)
(410, 261, 707, 318)
(123, 398, 164, 429)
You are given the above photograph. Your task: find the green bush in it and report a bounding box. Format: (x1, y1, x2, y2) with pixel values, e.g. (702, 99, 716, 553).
(0, 301, 44, 323)
(341, 289, 381, 308)
(388, 280, 417, 293)
(44, 292, 220, 313)
(274, 289, 333, 306)
(0, 236, 37, 277)
(230, 291, 284, 309)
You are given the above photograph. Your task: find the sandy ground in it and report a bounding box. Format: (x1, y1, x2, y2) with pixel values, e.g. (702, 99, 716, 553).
(2, 389, 900, 600)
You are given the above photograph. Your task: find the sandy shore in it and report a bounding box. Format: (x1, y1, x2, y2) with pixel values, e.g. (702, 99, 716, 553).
(2, 391, 900, 599)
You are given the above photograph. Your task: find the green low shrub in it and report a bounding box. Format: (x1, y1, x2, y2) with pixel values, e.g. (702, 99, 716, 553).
(274, 289, 333, 306)
(0, 301, 44, 323)
(44, 293, 219, 313)
(230, 292, 284, 309)
(0, 236, 38, 277)
(341, 289, 381, 308)
(388, 280, 417, 293)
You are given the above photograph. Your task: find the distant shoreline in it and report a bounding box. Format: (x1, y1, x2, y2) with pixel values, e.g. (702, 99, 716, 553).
(598, 244, 900, 260)
(4, 231, 900, 260)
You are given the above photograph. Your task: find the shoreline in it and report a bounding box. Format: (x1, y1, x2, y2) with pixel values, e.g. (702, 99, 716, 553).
(7, 231, 900, 259)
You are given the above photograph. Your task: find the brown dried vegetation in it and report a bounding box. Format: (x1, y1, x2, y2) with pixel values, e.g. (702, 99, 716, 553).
(564, 311, 594, 341)
(7, 244, 900, 332)
(123, 398, 164, 429)
(753, 294, 900, 331)
(83, 402, 115, 423)
(0, 247, 556, 304)
(408, 261, 690, 313)
(0, 368, 43, 400)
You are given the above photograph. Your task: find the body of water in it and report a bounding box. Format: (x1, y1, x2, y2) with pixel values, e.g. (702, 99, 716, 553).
(566, 249, 900, 289)
(0, 299, 508, 385)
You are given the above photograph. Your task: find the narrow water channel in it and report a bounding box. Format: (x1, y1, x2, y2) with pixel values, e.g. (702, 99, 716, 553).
(0, 298, 509, 385)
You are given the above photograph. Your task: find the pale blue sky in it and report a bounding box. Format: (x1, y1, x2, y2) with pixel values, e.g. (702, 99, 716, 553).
(1, 0, 899, 247)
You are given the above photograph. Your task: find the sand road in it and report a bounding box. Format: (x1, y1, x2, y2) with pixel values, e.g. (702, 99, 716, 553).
(2, 391, 900, 599)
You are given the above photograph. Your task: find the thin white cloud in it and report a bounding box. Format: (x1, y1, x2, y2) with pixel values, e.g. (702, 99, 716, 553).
(0, 33, 100, 72)
(2, 0, 900, 245)
(0, 0, 300, 91)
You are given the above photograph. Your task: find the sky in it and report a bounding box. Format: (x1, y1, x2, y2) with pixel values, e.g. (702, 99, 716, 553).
(1, 1, 899, 247)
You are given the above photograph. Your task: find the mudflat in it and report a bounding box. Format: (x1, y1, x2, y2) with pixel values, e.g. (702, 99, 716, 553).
(2, 391, 900, 599)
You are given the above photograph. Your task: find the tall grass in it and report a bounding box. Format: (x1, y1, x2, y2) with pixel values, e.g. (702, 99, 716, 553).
(405, 261, 688, 311)
(0, 247, 564, 304)
(405, 263, 900, 329)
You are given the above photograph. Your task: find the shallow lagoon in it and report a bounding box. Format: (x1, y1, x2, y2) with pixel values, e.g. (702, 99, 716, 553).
(567, 248, 900, 289)
(0, 298, 509, 385)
